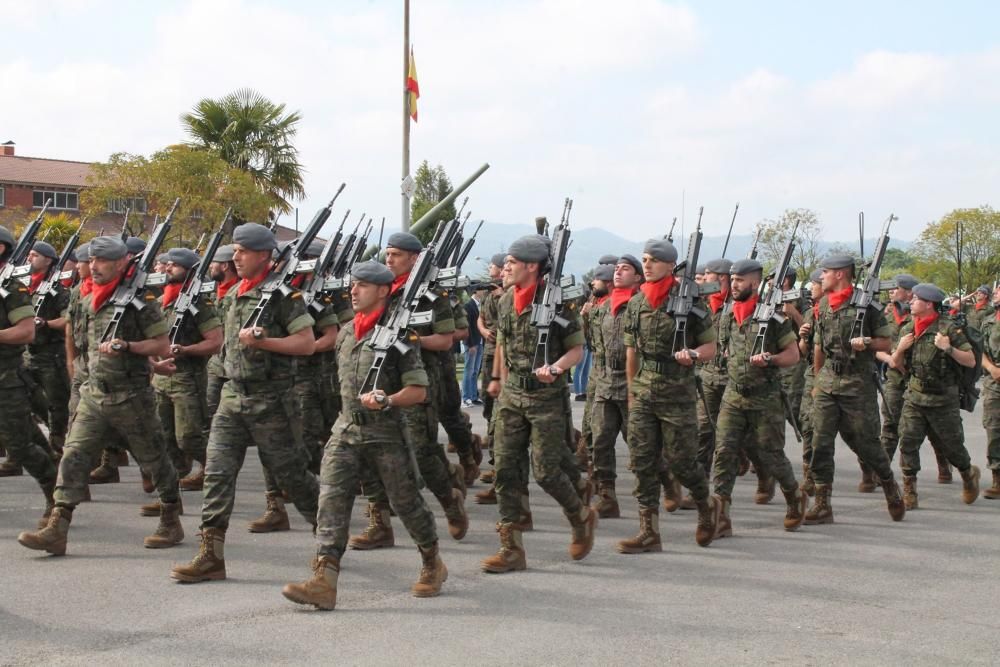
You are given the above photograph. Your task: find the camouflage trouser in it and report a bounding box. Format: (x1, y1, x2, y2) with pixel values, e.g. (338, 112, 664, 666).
(26, 351, 71, 439)
(695, 380, 726, 472)
(200, 383, 318, 530)
(439, 351, 475, 461)
(809, 387, 892, 485)
(799, 369, 815, 466)
(984, 390, 1000, 471)
(494, 385, 583, 524)
(580, 381, 596, 454)
(879, 377, 906, 461)
(316, 426, 437, 561)
(69, 368, 127, 463)
(713, 395, 798, 498)
(780, 360, 807, 430)
(203, 363, 226, 442)
(480, 352, 496, 462)
(591, 396, 627, 482)
(296, 370, 339, 472)
(627, 387, 709, 509)
(898, 397, 971, 476)
(0, 373, 57, 488)
(155, 367, 209, 471)
(55, 384, 178, 507)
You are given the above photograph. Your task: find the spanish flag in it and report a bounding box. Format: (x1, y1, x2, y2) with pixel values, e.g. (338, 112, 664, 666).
(407, 47, 420, 122)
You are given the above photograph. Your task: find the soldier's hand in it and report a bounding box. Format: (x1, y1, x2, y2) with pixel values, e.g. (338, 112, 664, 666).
(990, 366, 1000, 382)
(799, 322, 812, 338)
(153, 358, 177, 376)
(750, 353, 770, 368)
(34, 316, 46, 329)
(170, 344, 188, 357)
(896, 333, 915, 352)
(485, 331, 496, 343)
(849, 337, 869, 351)
(239, 327, 263, 348)
(933, 332, 951, 351)
(673, 349, 695, 367)
(535, 365, 562, 384)
(487, 379, 501, 398)
(99, 339, 127, 356)
(359, 391, 384, 411)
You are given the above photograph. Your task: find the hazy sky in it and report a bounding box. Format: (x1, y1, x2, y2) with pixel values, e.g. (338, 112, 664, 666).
(2, 0, 997, 241)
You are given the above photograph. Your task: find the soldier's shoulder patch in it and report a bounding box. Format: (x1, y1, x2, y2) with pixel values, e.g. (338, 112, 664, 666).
(290, 291, 302, 300)
(17, 287, 27, 293)
(145, 293, 156, 301)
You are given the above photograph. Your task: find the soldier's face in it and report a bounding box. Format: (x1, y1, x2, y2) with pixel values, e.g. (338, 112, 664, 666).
(209, 262, 225, 281)
(730, 273, 760, 301)
(232, 245, 272, 279)
(154, 261, 168, 273)
(505, 258, 537, 287)
(500, 264, 514, 288)
(27, 250, 53, 273)
(488, 264, 502, 280)
(614, 263, 641, 288)
(820, 268, 846, 292)
(385, 248, 418, 277)
(909, 296, 934, 317)
(694, 274, 705, 284)
(641, 254, 673, 282)
(977, 291, 988, 304)
(78, 261, 91, 279)
(890, 286, 909, 303)
(809, 281, 822, 300)
(165, 262, 188, 284)
(89, 256, 129, 285)
(350, 280, 389, 312)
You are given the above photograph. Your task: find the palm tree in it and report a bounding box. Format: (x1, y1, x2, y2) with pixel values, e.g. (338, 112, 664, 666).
(181, 88, 305, 214)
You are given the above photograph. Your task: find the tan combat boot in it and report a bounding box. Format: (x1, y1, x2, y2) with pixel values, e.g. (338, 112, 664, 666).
(902, 475, 918, 510)
(448, 462, 467, 499)
(714, 494, 733, 539)
(575, 434, 590, 472)
(37, 481, 56, 530)
(960, 465, 981, 504)
(88, 449, 119, 484)
(594, 481, 620, 519)
(616, 507, 662, 554)
(481, 523, 526, 573)
(936, 451, 953, 483)
(801, 464, 816, 497)
(282, 555, 340, 610)
(144, 501, 185, 549)
(140, 495, 184, 518)
(881, 477, 906, 521)
(474, 483, 497, 505)
(18, 506, 72, 556)
(568, 506, 597, 560)
(782, 486, 807, 532)
(0, 456, 24, 477)
(440, 488, 469, 541)
(247, 492, 290, 533)
(170, 527, 226, 583)
(695, 495, 721, 547)
(480, 469, 495, 485)
(576, 478, 594, 507)
(804, 484, 834, 524)
(984, 469, 1000, 500)
(858, 465, 877, 493)
(679, 494, 697, 510)
(461, 454, 480, 488)
(412, 543, 448, 597)
(348, 503, 394, 550)
(660, 471, 682, 513)
(179, 456, 205, 491)
(754, 473, 776, 504)
(141, 469, 155, 494)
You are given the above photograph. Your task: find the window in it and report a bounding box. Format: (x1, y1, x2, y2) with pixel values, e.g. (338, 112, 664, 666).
(0, 186, 4, 207)
(33, 189, 78, 210)
(106, 197, 148, 215)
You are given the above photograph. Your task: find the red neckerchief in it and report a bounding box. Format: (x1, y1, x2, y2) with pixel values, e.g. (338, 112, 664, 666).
(391, 271, 410, 295)
(161, 282, 183, 308)
(812, 302, 819, 321)
(60, 276, 73, 288)
(80, 276, 94, 297)
(216, 276, 238, 299)
(891, 302, 908, 326)
(827, 286, 854, 311)
(514, 281, 538, 315)
(91, 274, 123, 312)
(949, 307, 959, 316)
(640, 275, 675, 310)
(29, 271, 45, 294)
(291, 274, 307, 288)
(594, 294, 610, 307)
(733, 294, 759, 327)
(976, 300, 987, 311)
(914, 312, 939, 338)
(354, 307, 385, 340)
(611, 286, 636, 315)
(708, 289, 728, 314)
(237, 269, 269, 297)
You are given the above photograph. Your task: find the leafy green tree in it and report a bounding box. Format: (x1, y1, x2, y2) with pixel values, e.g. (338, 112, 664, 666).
(181, 88, 304, 214)
(754, 208, 824, 279)
(911, 206, 1000, 292)
(410, 160, 456, 245)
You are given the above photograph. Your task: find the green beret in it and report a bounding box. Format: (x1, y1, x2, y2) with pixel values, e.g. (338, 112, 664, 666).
(593, 264, 614, 282)
(819, 254, 855, 270)
(643, 239, 677, 263)
(705, 258, 733, 275)
(75, 243, 90, 262)
(32, 241, 58, 260)
(90, 236, 128, 260)
(387, 232, 422, 253)
(166, 247, 200, 270)
(351, 260, 394, 285)
(913, 283, 946, 303)
(125, 237, 147, 255)
(893, 274, 918, 290)
(233, 223, 277, 252)
(730, 259, 763, 276)
(490, 253, 506, 269)
(598, 254, 619, 265)
(617, 254, 641, 273)
(508, 235, 550, 263)
(212, 244, 235, 263)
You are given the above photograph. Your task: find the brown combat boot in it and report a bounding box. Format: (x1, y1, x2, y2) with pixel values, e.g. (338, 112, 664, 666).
(474, 483, 497, 505)
(984, 469, 1000, 500)
(902, 475, 918, 510)
(937, 452, 953, 483)
(449, 462, 467, 499)
(568, 506, 597, 560)
(349, 503, 394, 550)
(754, 473, 776, 504)
(0, 456, 24, 477)
(282, 555, 339, 610)
(141, 469, 155, 494)
(412, 543, 448, 597)
(660, 472, 682, 513)
(714, 494, 733, 539)
(858, 465, 877, 493)
(881, 477, 906, 521)
(89, 449, 120, 484)
(616, 507, 662, 554)
(480, 469, 495, 485)
(695, 495, 721, 547)
(481, 522, 527, 573)
(512, 490, 533, 531)
(247, 492, 290, 533)
(144, 501, 185, 548)
(737, 449, 751, 476)
(140, 495, 184, 518)
(576, 478, 594, 507)
(18, 505, 72, 555)
(179, 457, 205, 491)
(804, 484, 834, 524)
(594, 481, 620, 518)
(37, 481, 56, 530)
(575, 434, 590, 472)
(461, 454, 479, 487)
(679, 494, 697, 510)
(170, 527, 226, 583)
(801, 464, 816, 497)
(782, 486, 807, 532)
(440, 488, 469, 541)
(116, 450, 131, 466)
(960, 465, 981, 504)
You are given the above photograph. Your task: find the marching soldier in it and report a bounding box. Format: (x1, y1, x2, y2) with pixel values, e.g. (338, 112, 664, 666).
(482, 235, 595, 572)
(890, 283, 980, 509)
(806, 254, 905, 524)
(618, 239, 721, 554)
(983, 284, 1000, 499)
(171, 223, 320, 582)
(711, 259, 807, 537)
(440, 291, 484, 486)
(964, 285, 994, 331)
(18, 236, 183, 555)
(474, 253, 506, 504)
(281, 261, 446, 610)
(576, 254, 618, 471)
(797, 269, 823, 494)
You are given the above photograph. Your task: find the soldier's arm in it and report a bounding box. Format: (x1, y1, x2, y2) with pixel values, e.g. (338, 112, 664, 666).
(866, 336, 891, 353)
(759, 336, 800, 368)
(984, 347, 1000, 380)
(477, 313, 493, 342)
(538, 343, 583, 381)
(65, 324, 76, 378)
(314, 324, 340, 354)
(103, 333, 169, 358)
(243, 326, 315, 356)
(0, 315, 36, 345)
(936, 331, 975, 368)
(42, 315, 67, 330)
(174, 326, 223, 358)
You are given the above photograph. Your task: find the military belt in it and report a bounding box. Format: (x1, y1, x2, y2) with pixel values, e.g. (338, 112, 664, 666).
(607, 359, 625, 371)
(507, 373, 543, 391)
(89, 377, 149, 394)
(908, 377, 955, 395)
(729, 380, 776, 397)
(228, 378, 293, 395)
(350, 409, 393, 426)
(639, 355, 673, 374)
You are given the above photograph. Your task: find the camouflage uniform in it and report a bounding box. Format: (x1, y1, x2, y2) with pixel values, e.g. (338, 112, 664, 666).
(896, 317, 973, 476)
(199, 281, 319, 531)
(438, 297, 478, 469)
(778, 294, 808, 427)
(478, 288, 502, 458)
(27, 278, 71, 449)
(880, 301, 911, 461)
(494, 289, 586, 524)
(798, 306, 818, 468)
(964, 301, 994, 332)
(578, 299, 603, 458)
(983, 316, 1000, 473)
(624, 287, 716, 510)
(203, 283, 236, 440)
(590, 299, 629, 482)
(695, 301, 729, 471)
(316, 322, 437, 560)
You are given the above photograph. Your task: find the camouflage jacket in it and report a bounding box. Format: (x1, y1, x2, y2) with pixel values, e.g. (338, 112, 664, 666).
(0, 273, 34, 383)
(151, 292, 222, 391)
(719, 304, 797, 409)
(207, 282, 237, 378)
(85, 288, 168, 394)
(593, 299, 628, 401)
(899, 316, 970, 407)
(964, 301, 994, 332)
(982, 315, 1000, 397)
(28, 279, 69, 357)
(385, 282, 455, 379)
(883, 301, 911, 388)
(814, 296, 890, 396)
(698, 299, 731, 386)
(480, 288, 502, 358)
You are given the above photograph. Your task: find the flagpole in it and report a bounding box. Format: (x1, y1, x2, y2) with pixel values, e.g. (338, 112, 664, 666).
(401, 0, 411, 232)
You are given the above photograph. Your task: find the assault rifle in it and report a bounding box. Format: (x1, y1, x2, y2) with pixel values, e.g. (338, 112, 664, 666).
(747, 226, 762, 260)
(100, 198, 180, 346)
(721, 203, 740, 257)
(33, 217, 85, 317)
(668, 207, 705, 354)
(530, 197, 573, 368)
(666, 217, 677, 242)
(300, 203, 349, 318)
(1, 200, 51, 298)
(167, 208, 231, 346)
(242, 187, 345, 330)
